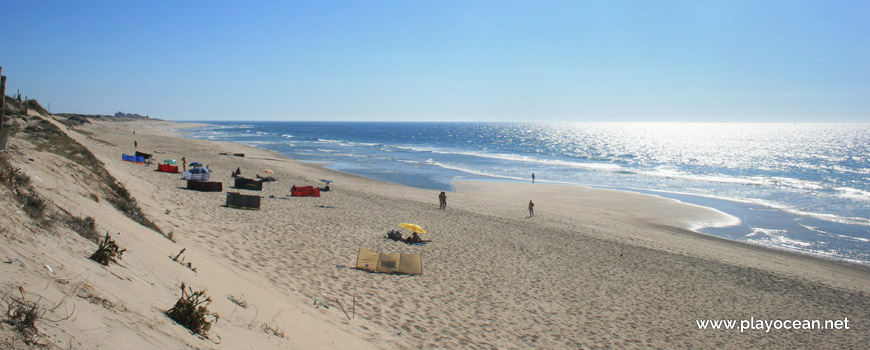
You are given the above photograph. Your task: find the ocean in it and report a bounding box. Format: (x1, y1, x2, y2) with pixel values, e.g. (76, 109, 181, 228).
(180, 122, 870, 264)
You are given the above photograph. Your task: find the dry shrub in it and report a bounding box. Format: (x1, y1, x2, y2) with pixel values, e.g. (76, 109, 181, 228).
(75, 283, 117, 311)
(166, 283, 219, 337)
(20, 192, 47, 219)
(262, 322, 285, 338)
(170, 248, 197, 273)
(227, 294, 247, 309)
(89, 232, 126, 266)
(67, 215, 99, 242)
(2, 296, 43, 345)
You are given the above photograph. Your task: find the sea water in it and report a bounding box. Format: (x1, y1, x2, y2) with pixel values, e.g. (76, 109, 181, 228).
(181, 122, 870, 264)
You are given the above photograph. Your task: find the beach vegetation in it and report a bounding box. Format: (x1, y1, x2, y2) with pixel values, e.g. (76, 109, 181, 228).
(12, 105, 165, 236)
(89, 232, 126, 266)
(166, 283, 219, 337)
(66, 215, 99, 241)
(0, 153, 50, 225)
(227, 294, 247, 309)
(2, 152, 102, 240)
(1, 296, 44, 345)
(55, 113, 92, 128)
(1, 293, 75, 346)
(23, 99, 49, 116)
(170, 248, 197, 273)
(262, 322, 285, 338)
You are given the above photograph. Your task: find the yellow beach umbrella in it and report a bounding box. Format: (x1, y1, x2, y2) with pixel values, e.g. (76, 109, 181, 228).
(398, 223, 426, 234)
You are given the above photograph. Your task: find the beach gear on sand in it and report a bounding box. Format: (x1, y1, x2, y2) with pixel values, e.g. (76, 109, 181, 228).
(386, 230, 404, 241)
(121, 154, 146, 164)
(226, 192, 261, 210)
(356, 248, 422, 275)
(182, 167, 211, 181)
(187, 181, 222, 192)
(398, 223, 426, 234)
(291, 185, 320, 197)
(234, 177, 263, 190)
(157, 163, 179, 173)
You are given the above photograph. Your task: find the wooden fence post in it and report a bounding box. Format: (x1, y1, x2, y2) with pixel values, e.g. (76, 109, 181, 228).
(1, 67, 7, 152)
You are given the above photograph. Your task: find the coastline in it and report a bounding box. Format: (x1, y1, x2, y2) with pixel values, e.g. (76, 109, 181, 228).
(6, 117, 866, 349)
(170, 120, 870, 274)
(178, 121, 869, 266)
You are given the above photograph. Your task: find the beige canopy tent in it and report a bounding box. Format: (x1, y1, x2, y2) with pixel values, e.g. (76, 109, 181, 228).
(356, 248, 422, 275)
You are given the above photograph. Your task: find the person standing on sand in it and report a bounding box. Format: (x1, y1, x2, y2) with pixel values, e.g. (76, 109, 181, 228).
(182, 157, 187, 171)
(439, 191, 447, 209)
(532, 173, 535, 183)
(134, 140, 138, 149)
(528, 200, 535, 217)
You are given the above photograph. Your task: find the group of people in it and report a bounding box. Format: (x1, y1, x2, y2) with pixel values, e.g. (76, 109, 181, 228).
(406, 232, 427, 243)
(387, 230, 430, 244)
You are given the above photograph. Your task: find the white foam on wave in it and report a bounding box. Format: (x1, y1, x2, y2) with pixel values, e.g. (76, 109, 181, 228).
(745, 227, 869, 265)
(419, 159, 529, 181)
(748, 198, 870, 227)
(317, 139, 343, 144)
(746, 227, 814, 247)
(390, 145, 623, 171)
(834, 187, 870, 202)
(618, 186, 870, 230)
(311, 139, 383, 148)
(642, 168, 768, 186)
(799, 224, 870, 243)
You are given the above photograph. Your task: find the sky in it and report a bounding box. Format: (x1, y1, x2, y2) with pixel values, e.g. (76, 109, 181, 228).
(1, 0, 869, 122)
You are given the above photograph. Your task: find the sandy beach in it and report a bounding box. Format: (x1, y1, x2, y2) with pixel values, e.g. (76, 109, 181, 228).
(2, 116, 869, 349)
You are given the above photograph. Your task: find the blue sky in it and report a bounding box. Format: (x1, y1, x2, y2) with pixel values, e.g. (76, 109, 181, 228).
(2, 1, 868, 122)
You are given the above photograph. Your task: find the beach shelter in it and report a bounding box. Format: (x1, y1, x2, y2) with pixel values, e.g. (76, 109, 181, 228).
(189, 162, 204, 168)
(182, 167, 211, 181)
(157, 163, 179, 173)
(187, 181, 222, 192)
(135, 151, 152, 160)
(122, 153, 146, 164)
(291, 185, 320, 197)
(226, 192, 261, 210)
(356, 248, 422, 275)
(234, 177, 263, 191)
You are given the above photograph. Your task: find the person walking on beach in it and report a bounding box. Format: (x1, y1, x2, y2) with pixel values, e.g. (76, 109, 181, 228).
(532, 173, 535, 183)
(528, 200, 535, 217)
(439, 191, 447, 209)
